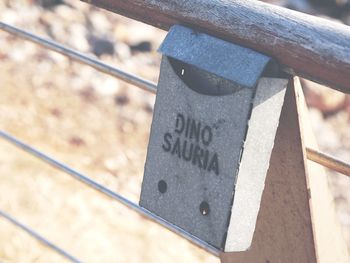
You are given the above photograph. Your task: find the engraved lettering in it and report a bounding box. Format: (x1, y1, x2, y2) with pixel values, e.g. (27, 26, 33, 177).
(185, 116, 191, 137)
(192, 145, 204, 168)
(161, 112, 220, 175)
(203, 149, 209, 169)
(175, 113, 185, 134)
(171, 137, 181, 158)
(182, 140, 194, 161)
(162, 132, 172, 152)
(201, 126, 212, 146)
(190, 119, 201, 143)
(208, 153, 219, 176)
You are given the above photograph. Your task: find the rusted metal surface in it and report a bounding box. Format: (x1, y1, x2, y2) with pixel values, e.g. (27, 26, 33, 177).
(82, 0, 350, 94)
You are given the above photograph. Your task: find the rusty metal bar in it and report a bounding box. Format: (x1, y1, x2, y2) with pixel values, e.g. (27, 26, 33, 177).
(82, 0, 350, 94)
(306, 147, 350, 177)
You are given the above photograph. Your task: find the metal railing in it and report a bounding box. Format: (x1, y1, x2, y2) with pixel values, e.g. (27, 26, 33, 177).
(1, 3, 350, 260)
(83, 0, 350, 94)
(1, 22, 348, 178)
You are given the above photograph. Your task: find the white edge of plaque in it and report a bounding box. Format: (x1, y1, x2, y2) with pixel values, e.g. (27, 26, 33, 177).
(224, 77, 288, 252)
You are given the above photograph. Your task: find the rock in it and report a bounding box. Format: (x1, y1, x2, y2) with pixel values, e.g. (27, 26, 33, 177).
(50, 108, 62, 118)
(67, 23, 90, 52)
(79, 87, 97, 103)
(345, 96, 350, 118)
(91, 76, 120, 96)
(115, 22, 165, 46)
(69, 74, 90, 92)
(88, 11, 111, 35)
(308, 108, 342, 150)
(35, 0, 63, 8)
(69, 135, 86, 147)
(143, 101, 153, 114)
(342, 11, 350, 25)
(89, 36, 115, 57)
(8, 42, 37, 62)
(284, 0, 316, 14)
(130, 41, 152, 53)
(301, 79, 346, 117)
(115, 42, 131, 60)
(114, 94, 129, 106)
(309, 0, 350, 7)
(54, 4, 85, 24)
(0, 9, 19, 24)
(309, 0, 350, 19)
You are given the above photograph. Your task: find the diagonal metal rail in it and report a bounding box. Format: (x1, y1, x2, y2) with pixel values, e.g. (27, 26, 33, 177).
(0, 209, 82, 263)
(0, 22, 156, 94)
(1, 22, 348, 178)
(307, 148, 350, 177)
(0, 130, 220, 257)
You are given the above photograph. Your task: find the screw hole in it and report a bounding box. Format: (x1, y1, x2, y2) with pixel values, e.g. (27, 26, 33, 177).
(199, 201, 210, 216)
(181, 68, 185, 76)
(158, 180, 167, 193)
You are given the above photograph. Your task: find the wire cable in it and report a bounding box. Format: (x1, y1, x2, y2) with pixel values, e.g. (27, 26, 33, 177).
(306, 147, 350, 177)
(0, 22, 157, 94)
(0, 209, 82, 263)
(1, 22, 348, 177)
(0, 130, 220, 257)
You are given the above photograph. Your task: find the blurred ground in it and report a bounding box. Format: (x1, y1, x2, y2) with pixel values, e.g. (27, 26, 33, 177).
(0, 0, 349, 262)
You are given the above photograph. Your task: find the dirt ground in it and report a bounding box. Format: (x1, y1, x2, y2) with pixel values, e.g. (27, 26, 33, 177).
(0, 1, 349, 262)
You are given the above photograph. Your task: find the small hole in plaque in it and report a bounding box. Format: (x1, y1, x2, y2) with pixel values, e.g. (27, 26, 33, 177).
(199, 201, 210, 216)
(158, 180, 167, 194)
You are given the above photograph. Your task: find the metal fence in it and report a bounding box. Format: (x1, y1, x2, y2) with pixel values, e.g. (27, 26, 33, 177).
(1, 5, 350, 261)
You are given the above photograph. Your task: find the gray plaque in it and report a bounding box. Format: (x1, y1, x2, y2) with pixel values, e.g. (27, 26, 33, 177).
(140, 25, 273, 249)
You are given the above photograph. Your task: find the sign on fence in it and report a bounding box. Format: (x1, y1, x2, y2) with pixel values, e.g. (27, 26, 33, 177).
(140, 25, 287, 251)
